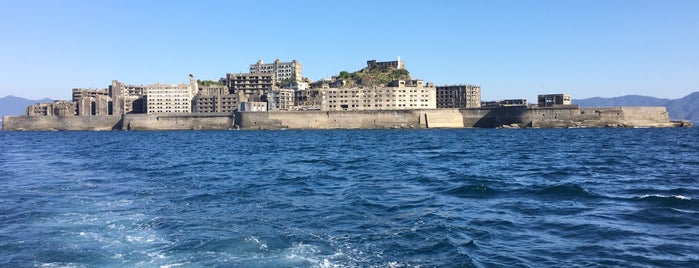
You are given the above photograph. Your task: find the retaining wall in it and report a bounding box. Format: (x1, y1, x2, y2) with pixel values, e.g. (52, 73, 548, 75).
(2, 106, 674, 131)
(2, 115, 122, 131)
(121, 113, 234, 130)
(234, 109, 464, 130)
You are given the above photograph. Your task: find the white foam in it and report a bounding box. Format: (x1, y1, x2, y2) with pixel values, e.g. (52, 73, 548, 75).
(639, 194, 693, 200)
(284, 242, 347, 267)
(39, 262, 80, 268)
(675, 195, 692, 200)
(245, 236, 269, 251)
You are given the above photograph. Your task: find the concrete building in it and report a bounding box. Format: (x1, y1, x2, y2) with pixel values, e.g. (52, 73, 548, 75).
(366, 57, 405, 70)
(110, 75, 198, 114)
(249, 59, 302, 83)
(72, 88, 109, 102)
(192, 85, 238, 113)
(269, 88, 295, 111)
(222, 72, 274, 103)
(482, 99, 528, 108)
(538, 94, 572, 107)
(319, 79, 436, 111)
(72, 88, 112, 115)
(238, 101, 267, 112)
(110, 80, 146, 114)
(27, 101, 76, 116)
(436, 84, 481, 108)
(77, 95, 111, 115)
(294, 88, 324, 110)
(502, 99, 528, 106)
(144, 83, 195, 114)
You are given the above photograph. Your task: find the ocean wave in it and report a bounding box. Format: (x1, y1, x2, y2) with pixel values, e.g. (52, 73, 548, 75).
(635, 194, 697, 208)
(443, 184, 498, 198)
(638, 194, 692, 201)
(534, 184, 595, 198)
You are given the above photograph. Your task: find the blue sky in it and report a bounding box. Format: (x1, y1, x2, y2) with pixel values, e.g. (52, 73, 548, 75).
(1, 0, 698, 102)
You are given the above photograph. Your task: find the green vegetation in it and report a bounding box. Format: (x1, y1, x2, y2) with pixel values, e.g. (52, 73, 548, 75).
(333, 66, 411, 88)
(197, 79, 223, 87)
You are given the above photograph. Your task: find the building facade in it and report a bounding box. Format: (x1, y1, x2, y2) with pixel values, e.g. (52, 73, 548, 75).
(249, 59, 302, 83)
(110, 80, 146, 114)
(538, 94, 572, 107)
(269, 88, 295, 111)
(366, 57, 405, 70)
(238, 101, 267, 112)
(192, 85, 238, 113)
(482, 99, 528, 108)
(222, 72, 275, 104)
(110, 75, 198, 114)
(27, 101, 76, 116)
(144, 83, 195, 114)
(436, 84, 481, 108)
(319, 80, 436, 111)
(72, 88, 112, 115)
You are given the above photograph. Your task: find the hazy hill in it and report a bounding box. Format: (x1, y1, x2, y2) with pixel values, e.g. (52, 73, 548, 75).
(573, 92, 699, 123)
(0, 95, 53, 118)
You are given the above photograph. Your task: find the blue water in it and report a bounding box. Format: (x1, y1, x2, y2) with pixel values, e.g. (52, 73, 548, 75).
(1, 128, 698, 267)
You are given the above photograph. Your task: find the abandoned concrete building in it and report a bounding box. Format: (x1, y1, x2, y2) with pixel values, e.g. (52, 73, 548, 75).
(436, 84, 482, 108)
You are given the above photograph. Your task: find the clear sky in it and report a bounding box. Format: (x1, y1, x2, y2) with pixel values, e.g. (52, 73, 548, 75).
(1, 0, 698, 102)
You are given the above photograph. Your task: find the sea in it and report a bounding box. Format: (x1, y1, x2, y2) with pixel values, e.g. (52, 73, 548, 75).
(1, 128, 698, 267)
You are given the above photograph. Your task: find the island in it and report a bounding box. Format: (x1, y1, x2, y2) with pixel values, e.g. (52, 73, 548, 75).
(2, 58, 691, 131)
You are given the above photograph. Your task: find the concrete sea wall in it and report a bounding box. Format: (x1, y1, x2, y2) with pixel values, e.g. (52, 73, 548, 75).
(2, 115, 122, 131)
(234, 109, 465, 130)
(459, 106, 674, 128)
(121, 113, 234, 130)
(2, 106, 678, 131)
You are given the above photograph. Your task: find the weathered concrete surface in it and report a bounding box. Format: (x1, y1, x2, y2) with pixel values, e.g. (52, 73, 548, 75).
(121, 113, 234, 130)
(2, 115, 122, 131)
(1, 106, 679, 131)
(234, 109, 465, 130)
(458, 106, 674, 128)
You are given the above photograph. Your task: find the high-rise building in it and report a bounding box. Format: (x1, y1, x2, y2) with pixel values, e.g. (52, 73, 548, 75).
(111, 75, 198, 114)
(249, 59, 302, 83)
(222, 72, 275, 104)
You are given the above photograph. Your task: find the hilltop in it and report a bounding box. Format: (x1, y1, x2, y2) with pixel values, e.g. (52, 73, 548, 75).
(332, 64, 412, 88)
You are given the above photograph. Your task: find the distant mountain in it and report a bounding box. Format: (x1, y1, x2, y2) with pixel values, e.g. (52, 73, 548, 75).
(0, 95, 53, 118)
(573, 92, 699, 123)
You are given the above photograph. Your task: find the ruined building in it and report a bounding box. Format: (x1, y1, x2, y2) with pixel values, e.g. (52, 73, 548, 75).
(436, 84, 482, 108)
(538, 94, 572, 107)
(249, 59, 302, 83)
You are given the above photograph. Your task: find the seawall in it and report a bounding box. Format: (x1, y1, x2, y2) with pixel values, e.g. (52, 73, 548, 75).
(458, 106, 674, 128)
(234, 109, 465, 130)
(2, 106, 680, 131)
(2, 115, 122, 131)
(121, 113, 234, 130)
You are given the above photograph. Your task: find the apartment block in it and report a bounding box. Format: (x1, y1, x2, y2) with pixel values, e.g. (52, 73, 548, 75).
(249, 59, 302, 82)
(269, 88, 295, 111)
(222, 72, 274, 103)
(436, 84, 481, 108)
(320, 79, 436, 111)
(193, 85, 238, 113)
